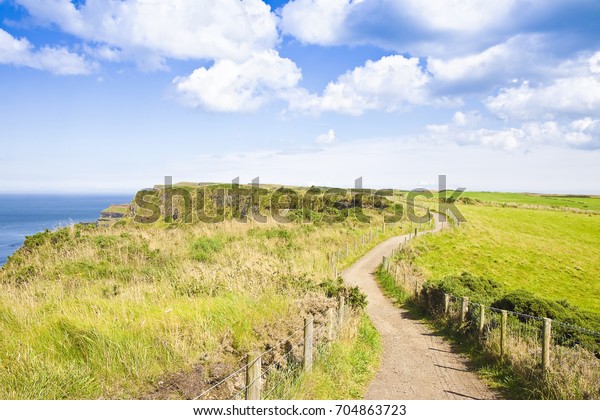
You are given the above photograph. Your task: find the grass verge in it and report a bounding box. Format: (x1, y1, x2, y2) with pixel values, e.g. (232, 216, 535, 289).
(292, 313, 381, 399)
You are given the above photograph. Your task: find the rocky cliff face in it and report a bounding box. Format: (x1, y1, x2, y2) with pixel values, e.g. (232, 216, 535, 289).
(98, 204, 131, 226)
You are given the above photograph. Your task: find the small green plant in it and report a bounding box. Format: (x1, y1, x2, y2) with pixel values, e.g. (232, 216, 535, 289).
(189, 237, 223, 262)
(319, 279, 367, 310)
(347, 286, 367, 310)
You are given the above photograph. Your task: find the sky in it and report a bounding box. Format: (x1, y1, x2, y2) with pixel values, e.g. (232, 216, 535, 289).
(0, 0, 599, 194)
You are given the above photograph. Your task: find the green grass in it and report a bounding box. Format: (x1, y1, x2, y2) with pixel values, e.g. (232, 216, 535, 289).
(450, 192, 600, 211)
(293, 314, 381, 399)
(102, 205, 129, 215)
(0, 291, 293, 399)
(409, 205, 600, 314)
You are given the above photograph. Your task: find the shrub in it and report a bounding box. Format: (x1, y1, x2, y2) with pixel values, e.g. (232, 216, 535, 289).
(320, 278, 368, 310)
(422, 272, 502, 307)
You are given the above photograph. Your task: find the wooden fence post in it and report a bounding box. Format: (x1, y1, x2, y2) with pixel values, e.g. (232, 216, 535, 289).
(500, 310, 508, 358)
(460, 297, 469, 324)
(303, 316, 313, 372)
(346, 243, 349, 258)
(338, 296, 345, 327)
(328, 308, 335, 341)
(331, 254, 335, 276)
(542, 318, 552, 373)
(414, 227, 418, 237)
(479, 304, 486, 335)
(444, 293, 450, 315)
(382, 256, 388, 271)
(383, 222, 386, 233)
(414, 280, 419, 298)
(362, 235, 365, 245)
(245, 352, 261, 400)
(394, 265, 398, 283)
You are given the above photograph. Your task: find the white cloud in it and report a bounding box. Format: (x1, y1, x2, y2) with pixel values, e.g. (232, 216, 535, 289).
(424, 112, 600, 151)
(279, 0, 519, 46)
(427, 35, 544, 86)
(402, 0, 518, 33)
(485, 51, 600, 120)
(279, 0, 359, 45)
(0, 28, 96, 75)
(487, 77, 600, 120)
(278, 0, 562, 58)
(452, 111, 468, 126)
(173, 50, 302, 112)
(316, 129, 336, 144)
(16, 0, 279, 66)
(590, 52, 600, 74)
(291, 55, 444, 115)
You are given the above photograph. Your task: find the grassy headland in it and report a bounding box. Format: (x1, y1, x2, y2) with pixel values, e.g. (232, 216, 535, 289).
(0, 183, 407, 399)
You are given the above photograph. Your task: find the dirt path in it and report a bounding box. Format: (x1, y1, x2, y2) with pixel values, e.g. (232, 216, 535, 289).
(342, 220, 496, 400)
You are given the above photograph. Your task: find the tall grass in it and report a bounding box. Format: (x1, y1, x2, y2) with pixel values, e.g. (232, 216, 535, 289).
(292, 314, 381, 399)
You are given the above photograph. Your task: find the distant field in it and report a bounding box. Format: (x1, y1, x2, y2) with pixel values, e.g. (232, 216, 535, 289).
(447, 191, 600, 211)
(411, 205, 600, 314)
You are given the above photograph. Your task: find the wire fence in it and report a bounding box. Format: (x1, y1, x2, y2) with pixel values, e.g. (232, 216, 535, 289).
(193, 297, 351, 400)
(328, 214, 438, 279)
(381, 248, 600, 399)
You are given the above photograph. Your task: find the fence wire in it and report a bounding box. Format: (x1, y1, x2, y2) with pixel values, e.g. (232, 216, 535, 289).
(193, 301, 350, 400)
(436, 292, 599, 399)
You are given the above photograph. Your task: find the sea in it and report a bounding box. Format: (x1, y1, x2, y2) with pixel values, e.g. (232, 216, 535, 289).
(0, 194, 133, 267)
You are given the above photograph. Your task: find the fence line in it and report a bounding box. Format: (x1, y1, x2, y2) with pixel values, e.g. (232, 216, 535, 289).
(328, 215, 438, 278)
(381, 246, 600, 399)
(194, 295, 351, 400)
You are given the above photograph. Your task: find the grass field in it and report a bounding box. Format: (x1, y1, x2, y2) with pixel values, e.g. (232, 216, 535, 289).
(443, 191, 600, 212)
(410, 204, 600, 314)
(0, 185, 409, 399)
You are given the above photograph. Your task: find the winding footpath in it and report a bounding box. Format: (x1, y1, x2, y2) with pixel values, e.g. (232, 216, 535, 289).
(342, 219, 496, 400)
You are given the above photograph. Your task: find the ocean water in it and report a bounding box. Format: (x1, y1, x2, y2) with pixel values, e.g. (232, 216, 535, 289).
(0, 194, 132, 266)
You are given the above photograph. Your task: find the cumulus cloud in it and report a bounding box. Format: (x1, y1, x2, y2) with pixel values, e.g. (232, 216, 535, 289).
(485, 52, 600, 120)
(486, 78, 600, 121)
(0, 28, 96, 75)
(16, 0, 279, 66)
(424, 111, 600, 151)
(173, 50, 302, 112)
(290, 55, 451, 115)
(279, 0, 359, 45)
(427, 35, 547, 92)
(278, 0, 589, 58)
(280, 0, 519, 48)
(316, 129, 336, 144)
(401, 0, 518, 33)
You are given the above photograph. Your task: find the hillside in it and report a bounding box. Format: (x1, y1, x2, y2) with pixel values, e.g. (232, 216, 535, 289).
(0, 183, 409, 399)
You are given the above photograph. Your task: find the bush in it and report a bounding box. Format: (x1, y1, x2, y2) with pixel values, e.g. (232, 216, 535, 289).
(422, 272, 502, 308)
(320, 278, 368, 310)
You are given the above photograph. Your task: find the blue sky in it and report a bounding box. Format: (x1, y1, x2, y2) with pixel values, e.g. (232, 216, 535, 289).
(1, 0, 599, 194)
